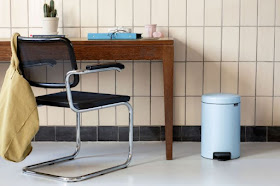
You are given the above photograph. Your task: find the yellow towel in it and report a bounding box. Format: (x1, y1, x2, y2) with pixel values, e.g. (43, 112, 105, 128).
(0, 33, 39, 162)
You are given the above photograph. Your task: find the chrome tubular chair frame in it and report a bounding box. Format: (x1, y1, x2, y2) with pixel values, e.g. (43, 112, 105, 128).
(22, 67, 133, 182)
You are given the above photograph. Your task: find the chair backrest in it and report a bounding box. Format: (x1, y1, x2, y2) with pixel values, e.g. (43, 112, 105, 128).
(17, 37, 79, 88)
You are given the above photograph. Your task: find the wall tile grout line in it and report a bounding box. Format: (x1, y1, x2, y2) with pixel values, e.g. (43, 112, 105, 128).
(3, 25, 280, 29)
(62, 0, 64, 34)
(115, 0, 117, 27)
(266, 126, 268, 142)
(150, 0, 152, 24)
(272, 0, 277, 126)
(149, 0, 152, 127)
(54, 125, 57, 141)
(237, 0, 241, 96)
(9, 0, 12, 36)
(27, 0, 29, 35)
(132, 0, 134, 28)
(79, 0, 81, 37)
(220, 0, 223, 93)
(114, 0, 117, 128)
(115, 62, 117, 127)
(96, 0, 102, 127)
(254, 0, 259, 127)
(96, 0, 100, 132)
(132, 9, 136, 127)
(185, 0, 188, 126)
(97, 0, 99, 30)
(202, 0, 205, 95)
(2, 25, 280, 29)
(80, 62, 83, 126)
(132, 0, 138, 137)
(238, 0, 243, 134)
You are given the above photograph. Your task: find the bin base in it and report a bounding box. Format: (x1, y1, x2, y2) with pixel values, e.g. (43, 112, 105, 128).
(201, 153, 240, 161)
(213, 152, 231, 161)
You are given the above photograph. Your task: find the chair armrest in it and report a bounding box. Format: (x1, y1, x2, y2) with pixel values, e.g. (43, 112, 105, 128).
(65, 62, 125, 112)
(67, 62, 124, 77)
(86, 62, 125, 71)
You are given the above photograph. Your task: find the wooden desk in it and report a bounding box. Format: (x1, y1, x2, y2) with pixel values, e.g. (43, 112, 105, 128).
(0, 38, 174, 160)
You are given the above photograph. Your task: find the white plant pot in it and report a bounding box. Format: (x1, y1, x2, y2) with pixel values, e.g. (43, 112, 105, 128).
(42, 17, 59, 35)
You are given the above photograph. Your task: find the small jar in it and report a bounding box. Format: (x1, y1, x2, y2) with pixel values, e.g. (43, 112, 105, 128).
(145, 24, 157, 38)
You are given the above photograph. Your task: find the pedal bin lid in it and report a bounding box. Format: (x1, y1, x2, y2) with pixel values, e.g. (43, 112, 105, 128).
(202, 93, 240, 104)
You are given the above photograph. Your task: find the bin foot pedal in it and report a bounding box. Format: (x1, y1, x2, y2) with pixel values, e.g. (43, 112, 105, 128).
(213, 152, 231, 161)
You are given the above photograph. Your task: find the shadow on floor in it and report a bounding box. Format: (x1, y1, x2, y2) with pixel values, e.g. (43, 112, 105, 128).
(173, 142, 280, 160)
(240, 142, 280, 158)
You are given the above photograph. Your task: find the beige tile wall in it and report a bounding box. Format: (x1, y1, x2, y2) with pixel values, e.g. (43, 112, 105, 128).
(0, 0, 279, 126)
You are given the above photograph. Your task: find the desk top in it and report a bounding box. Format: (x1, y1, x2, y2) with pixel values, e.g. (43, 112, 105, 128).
(0, 37, 174, 46)
(0, 37, 174, 61)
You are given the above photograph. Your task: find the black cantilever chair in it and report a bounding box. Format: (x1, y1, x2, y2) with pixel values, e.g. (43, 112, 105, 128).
(17, 36, 133, 182)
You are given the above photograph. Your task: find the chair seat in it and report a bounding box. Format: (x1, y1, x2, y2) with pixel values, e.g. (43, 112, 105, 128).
(36, 91, 130, 109)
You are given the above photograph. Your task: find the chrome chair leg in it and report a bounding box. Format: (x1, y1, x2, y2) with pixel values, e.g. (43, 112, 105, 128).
(23, 102, 133, 182)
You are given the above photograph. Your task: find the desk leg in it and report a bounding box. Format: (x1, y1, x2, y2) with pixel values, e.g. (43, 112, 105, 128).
(163, 46, 174, 160)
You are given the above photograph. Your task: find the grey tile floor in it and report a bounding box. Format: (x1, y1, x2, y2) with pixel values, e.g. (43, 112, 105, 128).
(0, 142, 280, 186)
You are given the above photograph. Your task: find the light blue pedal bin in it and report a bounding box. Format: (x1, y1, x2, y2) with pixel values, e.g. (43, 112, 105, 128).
(201, 93, 241, 161)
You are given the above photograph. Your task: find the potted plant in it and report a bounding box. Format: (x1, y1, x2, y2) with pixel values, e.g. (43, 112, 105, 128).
(42, 0, 58, 35)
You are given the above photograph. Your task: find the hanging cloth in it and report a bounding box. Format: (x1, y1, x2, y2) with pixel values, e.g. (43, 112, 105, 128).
(0, 33, 39, 162)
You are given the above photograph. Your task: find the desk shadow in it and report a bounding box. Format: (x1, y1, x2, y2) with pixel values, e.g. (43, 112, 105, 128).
(172, 142, 201, 160)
